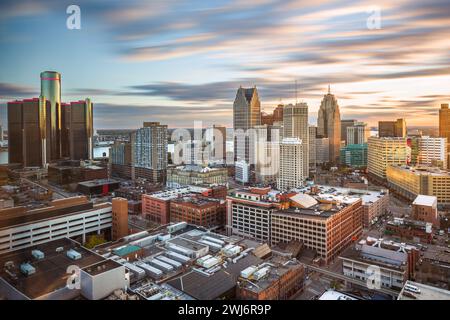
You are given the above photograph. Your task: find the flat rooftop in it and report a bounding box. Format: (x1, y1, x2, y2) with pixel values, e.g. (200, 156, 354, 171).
(398, 281, 450, 300)
(0, 238, 106, 299)
(0, 200, 110, 230)
(413, 195, 437, 207)
(166, 254, 262, 300)
(78, 179, 119, 187)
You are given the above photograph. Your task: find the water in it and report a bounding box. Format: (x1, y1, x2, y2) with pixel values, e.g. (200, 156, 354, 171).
(0, 147, 110, 164)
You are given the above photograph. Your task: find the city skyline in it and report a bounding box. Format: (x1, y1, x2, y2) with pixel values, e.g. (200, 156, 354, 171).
(1, 0, 450, 129)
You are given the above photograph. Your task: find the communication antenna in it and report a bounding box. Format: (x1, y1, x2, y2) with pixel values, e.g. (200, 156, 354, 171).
(295, 80, 298, 104)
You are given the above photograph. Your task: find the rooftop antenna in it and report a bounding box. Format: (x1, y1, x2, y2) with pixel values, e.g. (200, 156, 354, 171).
(295, 80, 298, 105)
(328, 84, 331, 94)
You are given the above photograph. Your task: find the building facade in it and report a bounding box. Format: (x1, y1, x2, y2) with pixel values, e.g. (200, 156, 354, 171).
(233, 86, 261, 162)
(368, 137, 409, 182)
(439, 104, 450, 168)
(277, 138, 304, 191)
(283, 103, 309, 177)
(340, 143, 368, 168)
(347, 122, 369, 145)
(317, 87, 341, 163)
(134, 122, 168, 183)
(378, 118, 406, 138)
(386, 165, 450, 207)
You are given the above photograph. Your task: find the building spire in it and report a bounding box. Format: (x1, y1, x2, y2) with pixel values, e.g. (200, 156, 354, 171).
(328, 84, 331, 94)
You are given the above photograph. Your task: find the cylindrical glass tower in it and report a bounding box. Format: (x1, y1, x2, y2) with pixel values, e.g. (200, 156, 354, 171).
(40, 71, 61, 160)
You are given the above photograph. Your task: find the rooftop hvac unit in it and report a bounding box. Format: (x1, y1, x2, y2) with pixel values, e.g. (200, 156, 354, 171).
(130, 235, 159, 247)
(20, 263, 36, 276)
(167, 222, 188, 234)
(56, 247, 64, 253)
(198, 240, 222, 250)
(148, 259, 174, 272)
(196, 254, 213, 266)
(202, 236, 225, 245)
(202, 257, 220, 269)
(32, 250, 45, 260)
(252, 266, 270, 280)
(240, 266, 258, 279)
(165, 251, 191, 263)
(157, 234, 171, 242)
(155, 255, 182, 269)
(138, 263, 163, 278)
(67, 249, 82, 260)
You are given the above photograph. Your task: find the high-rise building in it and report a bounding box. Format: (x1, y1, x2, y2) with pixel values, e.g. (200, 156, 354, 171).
(347, 122, 370, 145)
(277, 138, 304, 191)
(368, 137, 409, 182)
(233, 86, 261, 161)
(69, 99, 93, 160)
(283, 103, 309, 177)
(308, 126, 317, 168)
(8, 72, 93, 167)
(341, 119, 357, 145)
(415, 136, 447, 169)
(317, 86, 341, 163)
(134, 122, 168, 183)
(40, 71, 62, 160)
(316, 137, 330, 164)
(340, 143, 368, 168)
(111, 141, 133, 179)
(111, 197, 129, 241)
(439, 104, 450, 168)
(7, 97, 49, 167)
(212, 125, 227, 163)
(386, 165, 450, 207)
(273, 104, 284, 123)
(235, 160, 250, 184)
(253, 125, 280, 185)
(379, 118, 406, 138)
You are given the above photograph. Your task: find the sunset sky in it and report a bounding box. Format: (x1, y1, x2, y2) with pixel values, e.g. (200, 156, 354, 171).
(1, 0, 450, 129)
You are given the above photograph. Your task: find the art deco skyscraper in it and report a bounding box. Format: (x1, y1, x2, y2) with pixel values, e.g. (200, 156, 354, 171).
(439, 103, 450, 167)
(233, 86, 261, 161)
(283, 103, 309, 177)
(317, 86, 341, 163)
(40, 71, 61, 160)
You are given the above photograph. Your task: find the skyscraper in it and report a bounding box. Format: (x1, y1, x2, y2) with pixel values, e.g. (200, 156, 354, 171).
(317, 86, 341, 163)
(253, 124, 280, 185)
(7, 71, 93, 167)
(347, 122, 370, 145)
(439, 103, 450, 168)
(134, 122, 168, 183)
(308, 125, 317, 168)
(378, 118, 406, 138)
(277, 138, 304, 191)
(40, 71, 61, 160)
(283, 103, 309, 177)
(233, 86, 261, 162)
(368, 137, 409, 182)
(341, 119, 357, 145)
(69, 99, 94, 160)
(7, 97, 49, 167)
